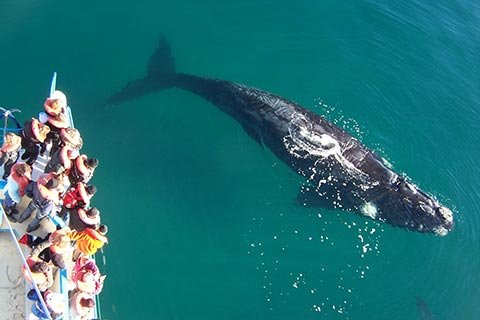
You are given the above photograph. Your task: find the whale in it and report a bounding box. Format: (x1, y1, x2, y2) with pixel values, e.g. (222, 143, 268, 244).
(105, 38, 454, 236)
(416, 298, 435, 320)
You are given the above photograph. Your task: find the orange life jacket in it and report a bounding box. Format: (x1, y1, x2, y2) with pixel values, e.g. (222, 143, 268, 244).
(69, 228, 108, 256)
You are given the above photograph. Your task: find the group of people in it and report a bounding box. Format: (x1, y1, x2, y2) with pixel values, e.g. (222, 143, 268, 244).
(1, 90, 108, 320)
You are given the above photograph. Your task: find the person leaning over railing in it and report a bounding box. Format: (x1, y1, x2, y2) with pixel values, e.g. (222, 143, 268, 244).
(69, 207, 100, 232)
(58, 182, 96, 225)
(68, 224, 108, 259)
(68, 155, 99, 185)
(42, 90, 70, 157)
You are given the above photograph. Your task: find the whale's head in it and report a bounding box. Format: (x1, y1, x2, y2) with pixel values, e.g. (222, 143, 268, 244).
(375, 177, 454, 236)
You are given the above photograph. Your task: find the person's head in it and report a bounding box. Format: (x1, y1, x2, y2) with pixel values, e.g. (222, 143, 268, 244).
(31, 261, 50, 273)
(15, 163, 32, 177)
(4, 133, 15, 144)
(98, 224, 108, 236)
(51, 253, 67, 269)
(86, 185, 97, 196)
(46, 178, 59, 190)
(79, 297, 95, 308)
(3, 133, 21, 147)
(38, 122, 51, 136)
(62, 128, 83, 149)
(86, 158, 99, 169)
(87, 207, 99, 217)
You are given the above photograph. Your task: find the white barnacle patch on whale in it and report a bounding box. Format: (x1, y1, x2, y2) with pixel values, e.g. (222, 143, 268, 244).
(360, 202, 377, 219)
(284, 113, 341, 159)
(433, 226, 448, 236)
(284, 113, 368, 180)
(438, 206, 453, 224)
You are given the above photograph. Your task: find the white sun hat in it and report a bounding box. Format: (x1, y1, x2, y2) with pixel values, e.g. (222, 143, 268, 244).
(48, 90, 67, 108)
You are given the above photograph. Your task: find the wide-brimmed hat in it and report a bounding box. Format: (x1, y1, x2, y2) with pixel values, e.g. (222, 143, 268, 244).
(72, 291, 95, 312)
(61, 128, 83, 149)
(48, 90, 67, 107)
(76, 271, 96, 293)
(2, 133, 22, 151)
(44, 291, 65, 314)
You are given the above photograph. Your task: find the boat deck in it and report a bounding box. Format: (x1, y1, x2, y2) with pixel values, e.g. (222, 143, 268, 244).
(0, 232, 25, 320)
(0, 147, 76, 319)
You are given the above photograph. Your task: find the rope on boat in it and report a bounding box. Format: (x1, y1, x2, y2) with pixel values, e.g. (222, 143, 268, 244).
(0, 204, 53, 320)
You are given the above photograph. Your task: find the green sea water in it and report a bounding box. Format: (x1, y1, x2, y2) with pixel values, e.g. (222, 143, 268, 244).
(1, 1, 479, 319)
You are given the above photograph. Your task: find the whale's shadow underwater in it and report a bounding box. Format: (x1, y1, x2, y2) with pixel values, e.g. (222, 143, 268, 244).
(105, 37, 454, 236)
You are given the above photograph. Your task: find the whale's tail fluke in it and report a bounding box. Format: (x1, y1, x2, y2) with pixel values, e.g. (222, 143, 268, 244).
(103, 36, 176, 106)
(147, 36, 175, 79)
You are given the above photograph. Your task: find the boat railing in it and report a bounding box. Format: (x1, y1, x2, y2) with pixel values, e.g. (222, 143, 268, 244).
(59, 83, 102, 320)
(0, 107, 23, 142)
(0, 205, 53, 320)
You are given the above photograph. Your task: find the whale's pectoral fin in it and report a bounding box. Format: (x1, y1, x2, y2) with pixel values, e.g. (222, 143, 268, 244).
(239, 122, 264, 148)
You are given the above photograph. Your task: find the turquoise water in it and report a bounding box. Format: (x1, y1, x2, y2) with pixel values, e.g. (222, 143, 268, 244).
(1, 1, 479, 319)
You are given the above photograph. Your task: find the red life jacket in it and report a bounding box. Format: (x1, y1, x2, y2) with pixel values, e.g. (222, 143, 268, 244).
(63, 183, 91, 209)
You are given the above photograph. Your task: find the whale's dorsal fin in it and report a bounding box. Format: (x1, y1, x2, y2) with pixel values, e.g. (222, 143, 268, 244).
(147, 36, 175, 79)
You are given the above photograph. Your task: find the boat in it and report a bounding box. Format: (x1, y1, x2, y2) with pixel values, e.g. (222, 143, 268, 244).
(0, 73, 105, 320)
